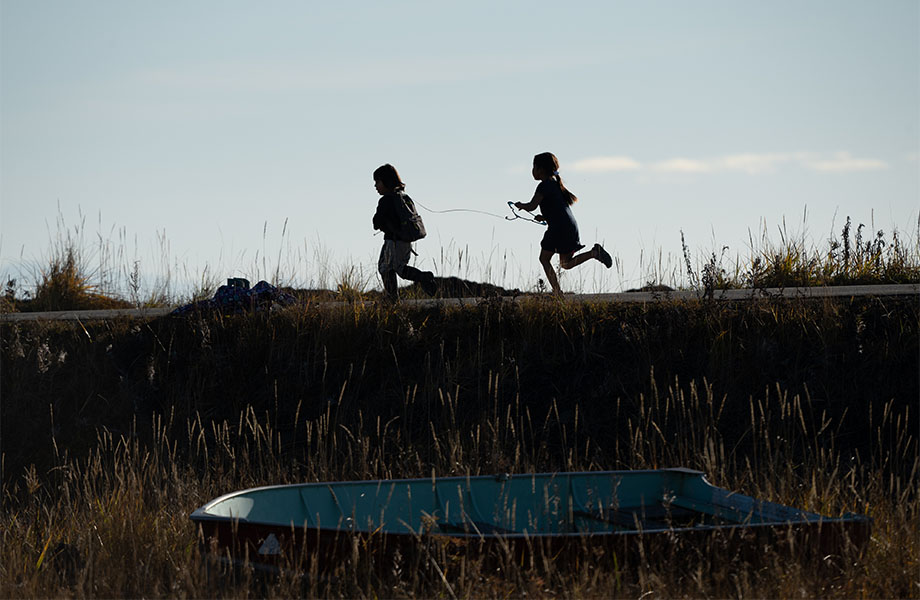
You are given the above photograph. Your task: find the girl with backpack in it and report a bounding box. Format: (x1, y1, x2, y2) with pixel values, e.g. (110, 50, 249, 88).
(514, 152, 612, 295)
(372, 164, 438, 300)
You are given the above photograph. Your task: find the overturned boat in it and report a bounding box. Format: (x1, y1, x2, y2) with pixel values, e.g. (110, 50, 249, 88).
(190, 468, 870, 569)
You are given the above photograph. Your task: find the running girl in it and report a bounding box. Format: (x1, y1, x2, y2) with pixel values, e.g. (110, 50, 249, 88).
(372, 163, 437, 300)
(515, 152, 612, 295)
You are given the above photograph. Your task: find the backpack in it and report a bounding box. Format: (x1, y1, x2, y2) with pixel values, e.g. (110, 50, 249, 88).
(393, 192, 427, 242)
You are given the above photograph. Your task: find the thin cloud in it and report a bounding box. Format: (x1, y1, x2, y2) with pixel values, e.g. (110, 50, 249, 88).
(652, 153, 806, 174)
(714, 152, 807, 174)
(571, 151, 888, 175)
(571, 156, 642, 172)
(801, 152, 888, 172)
(651, 158, 714, 173)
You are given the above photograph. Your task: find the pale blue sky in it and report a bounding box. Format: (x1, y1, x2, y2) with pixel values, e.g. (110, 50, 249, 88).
(2, 0, 918, 296)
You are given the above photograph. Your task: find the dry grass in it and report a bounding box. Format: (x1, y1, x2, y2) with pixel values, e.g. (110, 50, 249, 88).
(682, 215, 920, 295)
(1, 212, 917, 596)
(1, 378, 915, 598)
(1, 295, 917, 598)
(3, 213, 918, 313)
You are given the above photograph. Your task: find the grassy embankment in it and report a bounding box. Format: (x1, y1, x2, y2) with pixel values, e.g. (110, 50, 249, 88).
(1, 217, 918, 597)
(2, 294, 918, 598)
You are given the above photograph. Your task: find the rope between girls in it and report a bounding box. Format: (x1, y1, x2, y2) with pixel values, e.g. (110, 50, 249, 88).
(413, 200, 546, 226)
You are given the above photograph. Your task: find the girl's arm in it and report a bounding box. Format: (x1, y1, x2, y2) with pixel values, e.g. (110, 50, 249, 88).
(514, 192, 542, 212)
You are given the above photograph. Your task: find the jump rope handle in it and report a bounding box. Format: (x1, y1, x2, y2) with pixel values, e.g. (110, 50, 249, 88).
(507, 201, 547, 226)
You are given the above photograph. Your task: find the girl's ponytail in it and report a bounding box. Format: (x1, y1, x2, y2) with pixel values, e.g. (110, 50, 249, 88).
(555, 174, 577, 206)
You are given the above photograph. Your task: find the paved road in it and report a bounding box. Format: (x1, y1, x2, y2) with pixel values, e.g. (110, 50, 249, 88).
(2, 284, 917, 322)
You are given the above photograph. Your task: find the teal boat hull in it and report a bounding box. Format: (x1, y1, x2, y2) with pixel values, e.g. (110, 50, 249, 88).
(190, 468, 870, 568)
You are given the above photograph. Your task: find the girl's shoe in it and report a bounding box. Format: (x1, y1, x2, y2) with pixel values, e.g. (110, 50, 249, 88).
(594, 244, 613, 268)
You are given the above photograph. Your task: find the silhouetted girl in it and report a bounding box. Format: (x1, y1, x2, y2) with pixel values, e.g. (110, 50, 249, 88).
(372, 164, 437, 300)
(515, 152, 612, 295)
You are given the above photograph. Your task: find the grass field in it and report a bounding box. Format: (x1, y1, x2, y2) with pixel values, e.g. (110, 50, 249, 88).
(1, 218, 918, 597)
(2, 293, 918, 598)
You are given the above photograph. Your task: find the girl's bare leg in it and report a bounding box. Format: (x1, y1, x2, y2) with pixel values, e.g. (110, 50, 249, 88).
(559, 249, 592, 269)
(539, 250, 563, 295)
(560, 245, 612, 269)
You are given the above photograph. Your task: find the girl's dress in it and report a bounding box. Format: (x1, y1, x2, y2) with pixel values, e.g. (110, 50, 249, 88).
(537, 179, 583, 254)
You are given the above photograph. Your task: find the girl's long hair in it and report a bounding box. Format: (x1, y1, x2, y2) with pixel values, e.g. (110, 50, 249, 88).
(534, 152, 577, 206)
(373, 164, 405, 192)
